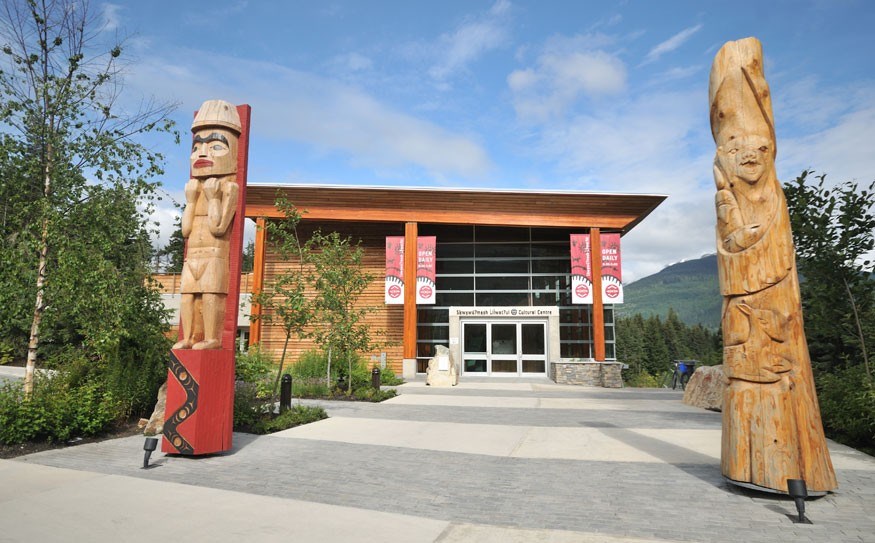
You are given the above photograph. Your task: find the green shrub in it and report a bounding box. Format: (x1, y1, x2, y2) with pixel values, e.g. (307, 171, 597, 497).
(352, 387, 397, 402)
(253, 404, 327, 434)
(236, 345, 274, 383)
(290, 349, 371, 391)
(624, 370, 660, 388)
(233, 381, 264, 431)
(817, 366, 875, 454)
(0, 373, 120, 445)
(379, 370, 404, 386)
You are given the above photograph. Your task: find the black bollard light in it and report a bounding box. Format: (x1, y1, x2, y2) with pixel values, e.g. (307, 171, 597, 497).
(142, 437, 159, 469)
(371, 367, 381, 390)
(280, 374, 292, 413)
(787, 479, 812, 524)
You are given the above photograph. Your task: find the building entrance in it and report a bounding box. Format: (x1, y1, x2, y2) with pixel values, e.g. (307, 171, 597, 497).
(461, 320, 547, 376)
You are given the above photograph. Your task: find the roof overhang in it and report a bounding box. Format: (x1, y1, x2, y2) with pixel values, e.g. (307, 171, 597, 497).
(245, 183, 666, 235)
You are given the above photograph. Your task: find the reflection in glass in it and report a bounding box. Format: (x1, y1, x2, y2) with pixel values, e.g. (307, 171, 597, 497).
(465, 359, 487, 372)
(522, 360, 546, 373)
(492, 359, 517, 373)
(464, 324, 487, 353)
(491, 324, 517, 355)
(522, 324, 545, 355)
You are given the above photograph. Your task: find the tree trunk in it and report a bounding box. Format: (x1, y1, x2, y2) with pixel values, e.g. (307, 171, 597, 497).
(25, 152, 53, 397)
(843, 277, 871, 381)
(326, 347, 332, 390)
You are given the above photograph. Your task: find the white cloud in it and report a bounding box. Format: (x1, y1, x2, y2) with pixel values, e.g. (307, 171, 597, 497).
(642, 24, 703, 65)
(101, 4, 122, 31)
(426, 0, 512, 81)
(509, 50, 627, 122)
(126, 50, 492, 179)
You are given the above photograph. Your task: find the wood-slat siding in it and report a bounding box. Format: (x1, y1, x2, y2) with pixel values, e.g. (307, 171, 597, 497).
(257, 221, 405, 375)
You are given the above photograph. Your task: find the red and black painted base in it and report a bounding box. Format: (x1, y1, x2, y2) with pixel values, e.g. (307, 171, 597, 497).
(162, 349, 235, 455)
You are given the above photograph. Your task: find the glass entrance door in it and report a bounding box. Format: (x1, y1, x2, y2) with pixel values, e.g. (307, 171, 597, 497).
(462, 321, 546, 376)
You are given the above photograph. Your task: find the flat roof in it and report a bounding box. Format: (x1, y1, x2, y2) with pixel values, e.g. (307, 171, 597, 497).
(245, 183, 666, 234)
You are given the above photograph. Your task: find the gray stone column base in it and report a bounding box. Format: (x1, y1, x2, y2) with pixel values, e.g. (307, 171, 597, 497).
(550, 361, 624, 388)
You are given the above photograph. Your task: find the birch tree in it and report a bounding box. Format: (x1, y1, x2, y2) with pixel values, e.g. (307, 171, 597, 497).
(0, 0, 175, 394)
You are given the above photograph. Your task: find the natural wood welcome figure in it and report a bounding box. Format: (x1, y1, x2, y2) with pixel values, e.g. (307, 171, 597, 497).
(709, 38, 837, 493)
(174, 100, 241, 350)
(162, 100, 251, 456)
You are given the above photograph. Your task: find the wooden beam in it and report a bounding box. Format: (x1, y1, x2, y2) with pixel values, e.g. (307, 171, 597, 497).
(591, 228, 605, 361)
(403, 222, 418, 359)
(244, 203, 635, 230)
(249, 217, 267, 347)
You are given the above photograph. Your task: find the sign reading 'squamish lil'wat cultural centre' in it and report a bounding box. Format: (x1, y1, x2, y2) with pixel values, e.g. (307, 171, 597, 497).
(162, 100, 251, 456)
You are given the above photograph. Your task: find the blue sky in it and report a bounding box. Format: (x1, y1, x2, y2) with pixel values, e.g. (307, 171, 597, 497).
(106, 0, 875, 281)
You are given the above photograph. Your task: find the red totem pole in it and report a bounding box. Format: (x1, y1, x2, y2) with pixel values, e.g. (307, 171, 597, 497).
(162, 100, 251, 455)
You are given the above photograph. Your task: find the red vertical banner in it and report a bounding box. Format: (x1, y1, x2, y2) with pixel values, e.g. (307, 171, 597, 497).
(570, 234, 593, 304)
(600, 233, 623, 304)
(385, 236, 404, 304)
(416, 236, 436, 304)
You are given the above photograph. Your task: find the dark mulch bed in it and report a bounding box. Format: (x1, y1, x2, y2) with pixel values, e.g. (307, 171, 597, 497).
(0, 419, 144, 459)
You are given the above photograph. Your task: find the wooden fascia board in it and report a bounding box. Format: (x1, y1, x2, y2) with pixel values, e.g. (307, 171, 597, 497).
(245, 204, 636, 229)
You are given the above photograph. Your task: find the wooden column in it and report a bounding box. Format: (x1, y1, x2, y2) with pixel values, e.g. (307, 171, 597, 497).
(249, 216, 267, 346)
(403, 222, 418, 360)
(591, 227, 605, 361)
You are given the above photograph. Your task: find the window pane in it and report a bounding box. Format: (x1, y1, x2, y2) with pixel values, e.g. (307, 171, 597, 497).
(531, 275, 569, 290)
(492, 359, 517, 373)
(422, 224, 472, 241)
(522, 324, 545, 354)
(531, 228, 571, 241)
(438, 243, 473, 258)
(464, 323, 487, 352)
(477, 276, 530, 290)
(475, 226, 528, 242)
(418, 325, 449, 341)
(476, 292, 530, 306)
(436, 292, 474, 306)
(561, 342, 592, 358)
(532, 259, 571, 273)
(522, 360, 546, 373)
(476, 260, 529, 274)
(531, 243, 568, 257)
(436, 260, 473, 274)
(417, 343, 437, 359)
(491, 324, 517, 354)
(464, 359, 487, 372)
(438, 277, 473, 291)
(418, 308, 449, 323)
(532, 292, 563, 306)
(476, 244, 530, 258)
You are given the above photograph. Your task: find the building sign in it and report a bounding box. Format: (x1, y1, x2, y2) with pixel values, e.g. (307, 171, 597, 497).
(450, 307, 557, 317)
(600, 233, 623, 304)
(570, 234, 593, 304)
(385, 236, 404, 304)
(416, 236, 436, 304)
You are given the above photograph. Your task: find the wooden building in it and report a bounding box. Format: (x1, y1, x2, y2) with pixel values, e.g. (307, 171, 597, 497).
(245, 184, 665, 385)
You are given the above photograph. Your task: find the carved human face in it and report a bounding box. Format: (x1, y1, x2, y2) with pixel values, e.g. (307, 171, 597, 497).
(717, 134, 773, 185)
(190, 128, 237, 177)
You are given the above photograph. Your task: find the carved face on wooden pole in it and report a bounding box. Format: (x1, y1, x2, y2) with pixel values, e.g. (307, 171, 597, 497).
(716, 134, 773, 186)
(191, 129, 238, 178)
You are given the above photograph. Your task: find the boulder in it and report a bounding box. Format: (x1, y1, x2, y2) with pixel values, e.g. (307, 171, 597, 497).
(426, 345, 458, 387)
(144, 381, 167, 436)
(683, 365, 727, 412)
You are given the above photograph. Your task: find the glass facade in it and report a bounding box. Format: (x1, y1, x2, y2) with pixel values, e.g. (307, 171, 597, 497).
(415, 225, 616, 371)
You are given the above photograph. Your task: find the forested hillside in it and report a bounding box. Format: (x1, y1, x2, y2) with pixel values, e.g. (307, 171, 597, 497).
(617, 254, 721, 328)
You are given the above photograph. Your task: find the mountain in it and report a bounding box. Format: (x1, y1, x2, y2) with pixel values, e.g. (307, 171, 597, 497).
(617, 254, 721, 328)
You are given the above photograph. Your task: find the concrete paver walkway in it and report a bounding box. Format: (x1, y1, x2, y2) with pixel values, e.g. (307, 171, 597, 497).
(1, 379, 873, 542)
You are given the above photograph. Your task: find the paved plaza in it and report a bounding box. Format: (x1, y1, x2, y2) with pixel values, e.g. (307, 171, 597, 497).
(1, 378, 874, 542)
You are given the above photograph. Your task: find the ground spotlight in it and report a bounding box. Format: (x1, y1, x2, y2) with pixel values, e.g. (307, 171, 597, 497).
(143, 437, 159, 469)
(787, 479, 812, 524)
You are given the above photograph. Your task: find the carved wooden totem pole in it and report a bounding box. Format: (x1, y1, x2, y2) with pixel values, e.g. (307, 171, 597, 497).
(162, 100, 251, 455)
(709, 38, 836, 493)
